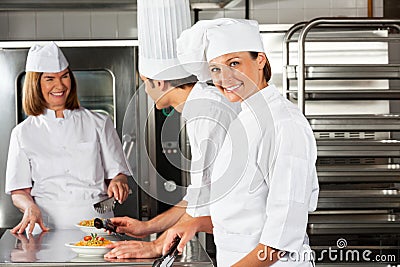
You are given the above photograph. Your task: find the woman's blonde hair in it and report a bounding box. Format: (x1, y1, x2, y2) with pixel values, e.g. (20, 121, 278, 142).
(22, 67, 80, 116)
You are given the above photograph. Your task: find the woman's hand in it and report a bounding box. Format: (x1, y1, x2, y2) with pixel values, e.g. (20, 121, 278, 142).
(11, 204, 49, 234)
(107, 174, 129, 204)
(104, 240, 162, 259)
(10, 189, 50, 234)
(109, 217, 150, 238)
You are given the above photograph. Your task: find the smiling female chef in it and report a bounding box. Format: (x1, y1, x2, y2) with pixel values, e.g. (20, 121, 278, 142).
(5, 42, 131, 233)
(162, 18, 320, 266)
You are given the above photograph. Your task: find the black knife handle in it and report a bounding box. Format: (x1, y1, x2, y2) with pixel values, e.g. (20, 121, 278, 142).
(94, 218, 125, 236)
(166, 236, 181, 256)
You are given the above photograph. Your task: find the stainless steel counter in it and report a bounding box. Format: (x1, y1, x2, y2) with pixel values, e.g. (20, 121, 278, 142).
(0, 229, 214, 266)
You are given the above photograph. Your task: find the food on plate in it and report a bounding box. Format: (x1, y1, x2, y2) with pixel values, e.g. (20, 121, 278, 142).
(75, 221, 110, 236)
(78, 219, 95, 227)
(74, 233, 112, 246)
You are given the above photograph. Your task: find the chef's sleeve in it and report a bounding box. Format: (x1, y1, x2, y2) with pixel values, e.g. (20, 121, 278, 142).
(99, 116, 131, 179)
(259, 122, 317, 253)
(185, 105, 233, 217)
(5, 129, 32, 194)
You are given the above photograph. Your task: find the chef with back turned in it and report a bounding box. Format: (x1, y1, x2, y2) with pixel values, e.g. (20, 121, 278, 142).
(104, 0, 240, 259)
(5, 41, 131, 234)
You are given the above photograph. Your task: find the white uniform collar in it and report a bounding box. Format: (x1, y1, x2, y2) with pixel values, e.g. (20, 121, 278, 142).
(42, 108, 73, 120)
(240, 84, 276, 111)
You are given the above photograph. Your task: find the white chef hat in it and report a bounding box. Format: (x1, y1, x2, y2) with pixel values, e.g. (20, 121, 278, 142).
(138, 0, 192, 80)
(176, 18, 265, 82)
(25, 42, 69, 73)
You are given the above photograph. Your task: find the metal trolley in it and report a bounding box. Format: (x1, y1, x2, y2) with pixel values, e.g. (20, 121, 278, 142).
(283, 18, 400, 265)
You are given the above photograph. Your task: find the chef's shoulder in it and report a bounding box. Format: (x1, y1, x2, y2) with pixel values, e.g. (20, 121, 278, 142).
(192, 82, 227, 102)
(189, 82, 241, 115)
(11, 115, 39, 137)
(73, 107, 112, 129)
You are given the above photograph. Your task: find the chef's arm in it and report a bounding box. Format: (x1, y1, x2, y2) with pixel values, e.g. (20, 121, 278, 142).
(232, 243, 282, 267)
(10, 188, 49, 234)
(143, 200, 188, 234)
(11, 188, 34, 213)
(110, 200, 188, 238)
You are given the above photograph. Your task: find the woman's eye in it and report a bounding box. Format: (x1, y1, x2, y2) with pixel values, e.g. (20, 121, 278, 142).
(230, 61, 239, 67)
(210, 67, 220, 73)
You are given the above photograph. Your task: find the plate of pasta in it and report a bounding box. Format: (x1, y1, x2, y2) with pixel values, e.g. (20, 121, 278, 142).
(75, 219, 109, 236)
(65, 234, 114, 256)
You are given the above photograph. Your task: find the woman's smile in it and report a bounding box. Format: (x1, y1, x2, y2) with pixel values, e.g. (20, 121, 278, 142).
(49, 90, 67, 97)
(224, 83, 243, 92)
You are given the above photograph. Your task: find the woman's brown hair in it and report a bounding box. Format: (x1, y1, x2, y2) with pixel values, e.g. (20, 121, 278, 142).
(249, 51, 272, 83)
(22, 67, 80, 116)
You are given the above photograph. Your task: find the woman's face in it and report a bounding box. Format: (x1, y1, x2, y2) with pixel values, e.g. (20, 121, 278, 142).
(40, 68, 71, 111)
(209, 52, 267, 102)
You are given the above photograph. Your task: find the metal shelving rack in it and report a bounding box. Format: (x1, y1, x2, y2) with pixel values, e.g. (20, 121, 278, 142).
(283, 18, 400, 264)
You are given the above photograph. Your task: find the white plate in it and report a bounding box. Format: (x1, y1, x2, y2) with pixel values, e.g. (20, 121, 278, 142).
(65, 242, 113, 257)
(75, 224, 110, 236)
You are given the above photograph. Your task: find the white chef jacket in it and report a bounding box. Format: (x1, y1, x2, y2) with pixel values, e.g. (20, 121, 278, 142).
(210, 84, 319, 266)
(5, 107, 131, 229)
(182, 82, 240, 217)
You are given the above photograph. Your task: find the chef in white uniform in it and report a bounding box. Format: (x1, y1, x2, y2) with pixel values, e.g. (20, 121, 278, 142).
(162, 18, 320, 266)
(103, 0, 240, 259)
(5, 42, 131, 233)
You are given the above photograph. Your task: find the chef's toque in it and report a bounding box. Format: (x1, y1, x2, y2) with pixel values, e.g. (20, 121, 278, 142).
(138, 0, 192, 80)
(25, 42, 69, 73)
(176, 18, 265, 82)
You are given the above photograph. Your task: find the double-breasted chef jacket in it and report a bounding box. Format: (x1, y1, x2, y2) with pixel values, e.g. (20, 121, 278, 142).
(5, 107, 131, 229)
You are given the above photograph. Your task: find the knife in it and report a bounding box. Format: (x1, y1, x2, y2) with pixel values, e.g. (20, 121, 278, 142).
(93, 189, 132, 214)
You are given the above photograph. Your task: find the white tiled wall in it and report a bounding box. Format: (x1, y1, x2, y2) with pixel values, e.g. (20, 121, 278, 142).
(8, 12, 36, 39)
(63, 12, 91, 39)
(91, 12, 118, 38)
(0, 12, 8, 38)
(0, 0, 385, 40)
(37, 12, 63, 39)
(117, 11, 137, 38)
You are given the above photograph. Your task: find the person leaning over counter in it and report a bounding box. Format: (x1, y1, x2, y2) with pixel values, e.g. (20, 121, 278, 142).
(5, 42, 131, 234)
(162, 18, 320, 266)
(103, 0, 240, 259)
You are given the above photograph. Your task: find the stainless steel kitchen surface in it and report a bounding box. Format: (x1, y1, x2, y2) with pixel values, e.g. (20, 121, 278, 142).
(0, 229, 214, 266)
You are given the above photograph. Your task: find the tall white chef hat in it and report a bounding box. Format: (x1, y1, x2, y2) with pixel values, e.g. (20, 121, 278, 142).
(25, 42, 69, 73)
(138, 0, 192, 80)
(177, 18, 265, 82)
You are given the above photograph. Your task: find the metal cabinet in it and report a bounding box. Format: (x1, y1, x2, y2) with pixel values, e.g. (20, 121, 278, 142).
(283, 18, 400, 264)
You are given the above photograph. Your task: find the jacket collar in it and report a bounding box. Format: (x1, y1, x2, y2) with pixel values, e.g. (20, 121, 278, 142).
(42, 108, 72, 120)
